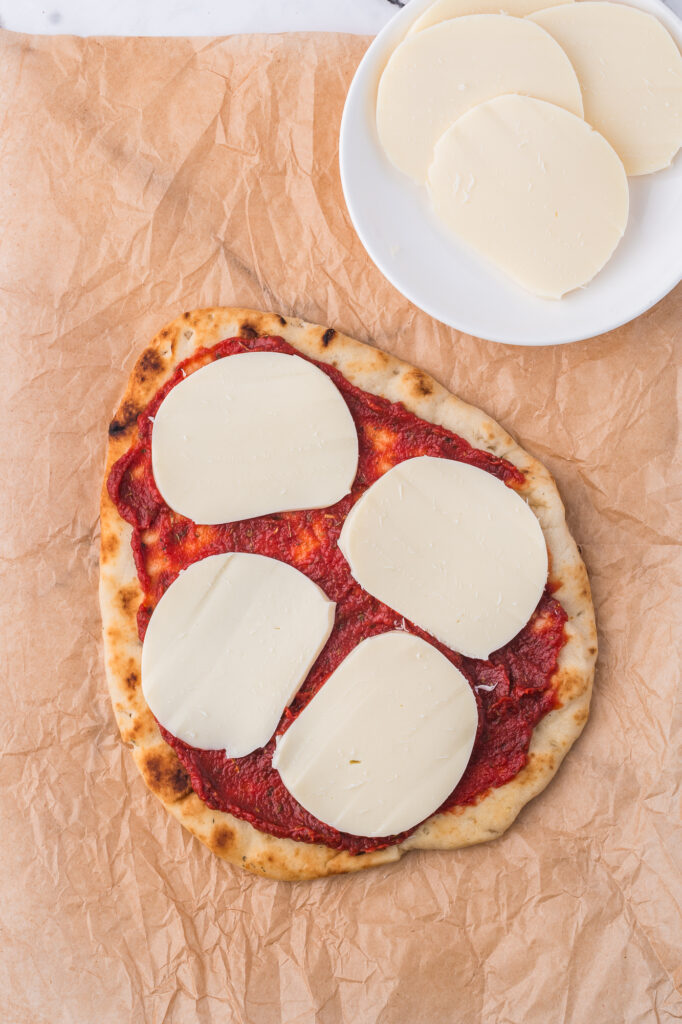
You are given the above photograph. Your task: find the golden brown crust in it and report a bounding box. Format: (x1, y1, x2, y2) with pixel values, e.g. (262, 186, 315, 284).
(99, 307, 597, 880)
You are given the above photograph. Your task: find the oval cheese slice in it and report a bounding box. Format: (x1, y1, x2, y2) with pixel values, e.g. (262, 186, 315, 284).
(151, 351, 359, 525)
(409, 0, 572, 35)
(141, 553, 335, 758)
(427, 95, 629, 299)
(530, 2, 682, 176)
(376, 14, 583, 182)
(338, 456, 548, 660)
(272, 631, 478, 837)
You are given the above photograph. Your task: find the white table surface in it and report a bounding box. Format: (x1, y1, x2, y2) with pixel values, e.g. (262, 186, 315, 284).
(0, 0, 407, 36)
(3, 0, 679, 36)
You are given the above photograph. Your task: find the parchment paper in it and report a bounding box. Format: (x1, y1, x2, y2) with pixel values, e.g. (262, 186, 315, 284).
(0, 29, 679, 1024)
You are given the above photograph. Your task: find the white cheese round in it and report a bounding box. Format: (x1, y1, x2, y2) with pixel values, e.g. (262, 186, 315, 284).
(409, 0, 572, 34)
(427, 95, 629, 299)
(376, 14, 583, 182)
(141, 553, 335, 758)
(530, 1, 682, 176)
(272, 631, 478, 837)
(338, 456, 548, 660)
(151, 351, 359, 525)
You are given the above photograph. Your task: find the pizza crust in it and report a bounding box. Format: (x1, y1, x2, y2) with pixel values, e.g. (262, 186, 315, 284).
(100, 308, 597, 880)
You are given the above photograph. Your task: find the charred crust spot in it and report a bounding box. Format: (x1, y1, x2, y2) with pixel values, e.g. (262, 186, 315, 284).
(139, 348, 164, 376)
(588, 645, 597, 657)
(240, 323, 258, 340)
(124, 717, 146, 742)
(573, 706, 589, 728)
(183, 311, 191, 320)
(213, 825, 235, 852)
(278, 315, 287, 327)
(524, 751, 555, 784)
(101, 530, 119, 558)
(142, 750, 191, 801)
(109, 398, 139, 436)
(322, 328, 336, 348)
(408, 369, 434, 397)
(118, 583, 140, 615)
(556, 668, 587, 704)
(125, 669, 139, 692)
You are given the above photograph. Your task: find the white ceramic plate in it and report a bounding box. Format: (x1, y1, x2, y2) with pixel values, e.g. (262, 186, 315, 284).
(340, 0, 682, 346)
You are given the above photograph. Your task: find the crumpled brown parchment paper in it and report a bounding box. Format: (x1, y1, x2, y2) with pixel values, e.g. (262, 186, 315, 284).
(0, 28, 679, 1024)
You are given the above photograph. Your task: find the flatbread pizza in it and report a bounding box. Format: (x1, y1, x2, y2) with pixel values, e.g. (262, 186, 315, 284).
(100, 308, 596, 880)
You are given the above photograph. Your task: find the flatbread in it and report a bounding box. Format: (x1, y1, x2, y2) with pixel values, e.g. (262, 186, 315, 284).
(100, 308, 597, 880)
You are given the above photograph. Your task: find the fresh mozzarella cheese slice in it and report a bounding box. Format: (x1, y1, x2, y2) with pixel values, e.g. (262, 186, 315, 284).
(338, 456, 548, 660)
(409, 0, 572, 35)
(376, 14, 583, 182)
(141, 553, 335, 758)
(427, 95, 628, 298)
(272, 631, 478, 837)
(151, 351, 359, 525)
(530, 2, 682, 176)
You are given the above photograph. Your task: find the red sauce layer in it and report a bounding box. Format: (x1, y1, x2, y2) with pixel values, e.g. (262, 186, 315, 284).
(108, 336, 566, 854)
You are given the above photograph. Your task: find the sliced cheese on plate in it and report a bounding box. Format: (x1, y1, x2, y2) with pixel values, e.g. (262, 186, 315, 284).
(530, 1, 682, 176)
(338, 456, 548, 660)
(409, 0, 572, 34)
(427, 95, 629, 298)
(141, 552, 335, 758)
(376, 14, 583, 182)
(151, 351, 359, 525)
(272, 631, 478, 837)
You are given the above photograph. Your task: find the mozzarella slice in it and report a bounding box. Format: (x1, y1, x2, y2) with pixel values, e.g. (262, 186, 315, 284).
(141, 553, 335, 758)
(338, 456, 548, 660)
(376, 14, 583, 182)
(427, 95, 628, 299)
(151, 351, 359, 525)
(272, 631, 478, 837)
(409, 0, 572, 34)
(530, 2, 682, 176)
